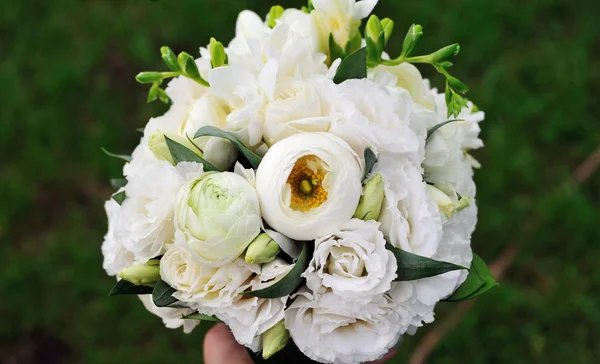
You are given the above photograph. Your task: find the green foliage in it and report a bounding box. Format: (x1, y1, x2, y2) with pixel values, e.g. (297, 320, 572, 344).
(386, 244, 467, 281)
(109, 279, 154, 296)
(333, 47, 367, 84)
(193, 126, 262, 169)
(164, 135, 219, 171)
(1, 0, 599, 363)
(445, 253, 498, 301)
(152, 279, 178, 307)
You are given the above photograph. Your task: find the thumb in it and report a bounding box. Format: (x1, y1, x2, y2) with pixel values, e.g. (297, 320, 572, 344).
(203, 323, 253, 364)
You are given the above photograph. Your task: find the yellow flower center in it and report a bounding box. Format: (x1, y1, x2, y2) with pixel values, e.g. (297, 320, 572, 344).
(286, 155, 329, 211)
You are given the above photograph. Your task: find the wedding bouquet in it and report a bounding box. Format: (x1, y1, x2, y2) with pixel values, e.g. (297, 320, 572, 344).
(102, 0, 497, 363)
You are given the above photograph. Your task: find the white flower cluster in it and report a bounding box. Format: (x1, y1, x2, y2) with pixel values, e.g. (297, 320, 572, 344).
(101, 1, 485, 363)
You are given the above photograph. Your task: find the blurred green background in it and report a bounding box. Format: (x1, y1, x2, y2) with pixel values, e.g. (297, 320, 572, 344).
(1, 0, 599, 363)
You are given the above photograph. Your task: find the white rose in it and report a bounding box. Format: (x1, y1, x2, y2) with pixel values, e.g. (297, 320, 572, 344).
(217, 259, 293, 351)
(285, 289, 407, 364)
(375, 154, 443, 258)
(311, 0, 379, 55)
(138, 295, 199, 334)
(121, 160, 205, 263)
(101, 198, 134, 276)
(174, 171, 261, 266)
(263, 77, 334, 146)
(369, 63, 436, 111)
(305, 219, 396, 299)
(255, 132, 363, 240)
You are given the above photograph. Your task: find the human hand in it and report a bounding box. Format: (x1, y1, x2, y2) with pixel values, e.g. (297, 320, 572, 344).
(203, 323, 396, 364)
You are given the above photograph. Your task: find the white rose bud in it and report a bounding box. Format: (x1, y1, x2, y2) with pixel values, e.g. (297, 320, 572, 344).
(255, 132, 363, 241)
(175, 171, 261, 266)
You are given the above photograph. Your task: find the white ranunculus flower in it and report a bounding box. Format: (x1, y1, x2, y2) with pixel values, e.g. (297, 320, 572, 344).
(101, 198, 134, 276)
(285, 289, 407, 364)
(375, 154, 443, 258)
(263, 77, 335, 146)
(311, 0, 379, 56)
(255, 132, 363, 241)
(174, 171, 261, 266)
(217, 258, 293, 351)
(159, 245, 255, 308)
(305, 219, 396, 299)
(120, 161, 205, 263)
(138, 294, 199, 334)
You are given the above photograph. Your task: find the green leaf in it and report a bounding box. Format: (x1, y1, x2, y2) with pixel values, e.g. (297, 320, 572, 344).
(182, 312, 222, 322)
(244, 243, 312, 298)
(193, 126, 262, 169)
(111, 190, 126, 205)
(164, 135, 220, 171)
(386, 244, 467, 281)
(426, 119, 461, 141)
(329, 33, 346, 62)
(445, 253, 498, 302)
(345, 30, 363, 55)
(101, 147, 132, 162)
(109, 279, 153, 296)
(152, 279, 178, 307)
(110, 178, 127, 190)
(333, 47, 367, 84)
(363, 148, 377, 180)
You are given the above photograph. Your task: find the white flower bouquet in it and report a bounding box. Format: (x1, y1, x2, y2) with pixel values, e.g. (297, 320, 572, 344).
(102, 1, 497, 363)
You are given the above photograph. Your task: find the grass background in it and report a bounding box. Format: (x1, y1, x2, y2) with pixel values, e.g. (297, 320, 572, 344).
(1, 0, 599, 363)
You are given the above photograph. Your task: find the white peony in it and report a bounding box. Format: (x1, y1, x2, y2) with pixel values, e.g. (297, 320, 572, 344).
(305, 219, 396, 299)
(255, 132, 363, 241)
(101, 198, 134, 276)
(216, 258, 293, 351)
(138, 294, 199, 334)
(174, 171, 261, 266)
(285, 289, 407, 364)
(374, 154, 443, 258)
(120, 160, 204, 263)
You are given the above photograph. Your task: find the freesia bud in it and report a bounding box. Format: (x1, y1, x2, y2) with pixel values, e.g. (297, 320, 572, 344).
(353, 174, 385, 221)
(209, 38, 227, 68)
(177, 51, 201, 81)
(401, 24, 423, 57)
(262, 320, 290, 359)
(366, 15, 385, 64)
(160, 46, 180, 72)
(425, 184, 456, 218)
(267, 5, 284, 28)
(245, 233, 280, 264)
(380, 18, 394, 44)
(135, 72, 163, 84)
(148, 132, 202, 165)
(429, 43, 460, 63)
(118, 260, 160, 287)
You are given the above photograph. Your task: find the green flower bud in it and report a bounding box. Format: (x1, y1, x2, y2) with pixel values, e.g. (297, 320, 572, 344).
(135, 72, 164, 84)
(456, 195, 471, 211)
(267, 5, 285, 29)
(380, 18, 394, 44)
(353, 174, 385, 221)
(425, 184, 456, 218)
(209, 38, 228, 68)
(245, 233, 281, 265)
(118, 260, 160, 287)
(148, 132, 202, 165)
(401, 24, 423, 57)
(366, 15, 385, 64)
(429, 43, 460, 63)
(262, 320, 290, 359)
(177, 51, 202, 81)
(160, 46, 181, 72)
